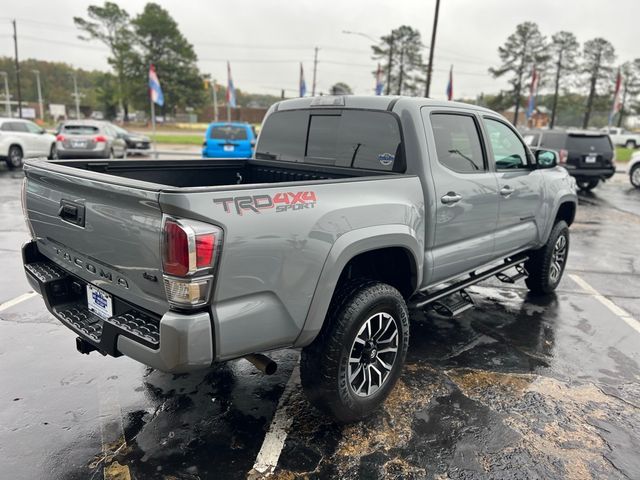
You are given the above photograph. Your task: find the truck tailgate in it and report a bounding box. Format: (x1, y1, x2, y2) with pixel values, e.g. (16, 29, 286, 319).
(24, 162, 168, 315)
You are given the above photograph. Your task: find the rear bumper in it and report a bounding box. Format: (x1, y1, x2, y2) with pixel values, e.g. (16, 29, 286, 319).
(563, 165, 616, 180)
(22, 241, 214, 373)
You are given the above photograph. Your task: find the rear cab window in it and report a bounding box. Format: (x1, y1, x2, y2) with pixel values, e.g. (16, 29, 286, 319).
(209, 125, 249, 141)
(429, 113, 486, 173)
(256, 109, 404, 172)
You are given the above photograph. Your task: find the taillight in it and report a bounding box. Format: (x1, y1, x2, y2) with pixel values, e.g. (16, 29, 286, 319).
(56, 134, 65, 142)
(559, 149, 568, 164)
(162, 217, 223, 308)
(95, 135, 107, 143)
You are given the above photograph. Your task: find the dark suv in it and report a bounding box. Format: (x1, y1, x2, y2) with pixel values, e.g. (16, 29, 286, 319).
(522, 130, 615, 191)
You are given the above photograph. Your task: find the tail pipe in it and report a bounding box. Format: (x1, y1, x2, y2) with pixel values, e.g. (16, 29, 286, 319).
(244, 353, 277, 375)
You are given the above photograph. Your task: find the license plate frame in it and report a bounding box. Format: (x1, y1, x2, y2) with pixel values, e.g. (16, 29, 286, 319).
(87, 284, 113, 320)
(585, 154, 598, 164)
(72, 140, 87, 149)
(223, 145, 235, 152)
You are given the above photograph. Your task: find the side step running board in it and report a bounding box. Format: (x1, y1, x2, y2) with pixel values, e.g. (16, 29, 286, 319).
(410, 254, 529, 310)
(495, 264, 528, 284)
(431, 289, 475, 317)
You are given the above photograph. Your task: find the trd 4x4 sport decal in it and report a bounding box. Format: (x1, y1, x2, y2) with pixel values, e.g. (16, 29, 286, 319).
(214, 191, 317, 215)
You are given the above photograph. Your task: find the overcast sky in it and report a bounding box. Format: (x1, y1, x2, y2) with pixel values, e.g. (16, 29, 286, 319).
(1, 0, 638, 100)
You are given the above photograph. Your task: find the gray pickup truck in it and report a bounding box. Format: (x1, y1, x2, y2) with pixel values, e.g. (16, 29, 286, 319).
(21, 96, 577, 422)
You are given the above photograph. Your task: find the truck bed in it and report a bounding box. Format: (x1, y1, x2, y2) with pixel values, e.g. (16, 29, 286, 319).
(49, 158, 392, 189)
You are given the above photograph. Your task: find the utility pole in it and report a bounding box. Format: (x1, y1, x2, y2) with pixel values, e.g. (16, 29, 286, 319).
(12, 19, 22, 118)
(0, 72, 10, 117)
(312, 47, 318, 96)
(386, 36, 394, 96)
(33, 70, 44, 121)
(71, 73, 82, 119)
(425, 0, 441, 97)
(549, 49, 562, 130)
(212, 79, 219, 122)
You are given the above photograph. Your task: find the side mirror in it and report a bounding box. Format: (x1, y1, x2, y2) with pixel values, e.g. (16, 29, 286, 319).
(535, 149, 558, 168)
(39, 128, 46, 135)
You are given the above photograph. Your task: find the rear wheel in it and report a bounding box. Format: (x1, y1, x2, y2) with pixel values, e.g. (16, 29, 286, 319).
(6, 145, 23, 169)
(577, 179, 599, 191)
(630, 164, 640, 188)
(300, 280, 409, 423)
(49, 144, 58, 160)
(625, 140, 637, 149)
(525, 220, 569, 295)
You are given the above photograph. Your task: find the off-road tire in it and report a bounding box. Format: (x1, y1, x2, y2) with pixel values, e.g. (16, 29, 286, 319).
(525, 220, 569, 295)
(630, 164, 640, 188)
(577, 179, 599, 191)
(300, 280, 409, 423)
(6, 145, 23, 169)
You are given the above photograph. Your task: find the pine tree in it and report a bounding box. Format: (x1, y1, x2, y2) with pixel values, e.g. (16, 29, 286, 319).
(581, 38, 615, 129)
(489, 22, 549, 126)
(549, 31, 579, 129)
(372, 26, 425, 96)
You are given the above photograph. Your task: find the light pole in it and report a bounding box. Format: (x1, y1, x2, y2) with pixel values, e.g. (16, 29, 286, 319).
(0, 72, 10, 117)
(342, 30, 393, 95)
(71, 73, 83, 119)
(33, 70, 43, 121)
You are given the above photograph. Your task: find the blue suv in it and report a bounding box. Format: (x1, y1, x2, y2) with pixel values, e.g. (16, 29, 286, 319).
(202, 122, 256, 158)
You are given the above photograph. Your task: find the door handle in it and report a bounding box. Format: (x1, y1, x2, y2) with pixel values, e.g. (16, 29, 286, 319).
(441, 192, 462, 205)
(500, 186, 514, 197)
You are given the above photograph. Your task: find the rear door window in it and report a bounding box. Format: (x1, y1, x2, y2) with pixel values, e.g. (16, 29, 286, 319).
(9, 122, 29, 133)
(430, 113, 486, 173)
(210, 125, 249, 140)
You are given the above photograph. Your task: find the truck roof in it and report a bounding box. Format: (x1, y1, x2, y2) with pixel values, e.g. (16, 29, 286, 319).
(274, 95, 496, 116)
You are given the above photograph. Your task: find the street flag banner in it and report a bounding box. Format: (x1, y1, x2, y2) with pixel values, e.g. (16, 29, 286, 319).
(526, 66, 539, 119)
(299, 63, 307, 97)
(375, 63, 384, 96)
(446, 65, 453, 101)
(148, 64, 164, 107)
(609, 68, 623, 125)
(227, 61, 237, 108)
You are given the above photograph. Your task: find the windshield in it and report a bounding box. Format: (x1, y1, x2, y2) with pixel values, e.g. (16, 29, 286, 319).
(62, 125, 99, 135)
(209, 125, 248, 140)
(566, 135, 612, 152)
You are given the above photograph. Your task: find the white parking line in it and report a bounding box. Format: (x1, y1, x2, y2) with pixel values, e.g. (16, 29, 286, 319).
(0, 291, 38, 313)
(251, 365, 300, 476)
(569, 274, 640, 335)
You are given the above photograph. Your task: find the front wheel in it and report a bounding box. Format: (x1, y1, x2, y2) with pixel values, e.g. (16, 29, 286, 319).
(525, 220, 569, 295)
(630, 164, 640, 188)
(577, 179, 599, 191)
(300, 280, 409, 423)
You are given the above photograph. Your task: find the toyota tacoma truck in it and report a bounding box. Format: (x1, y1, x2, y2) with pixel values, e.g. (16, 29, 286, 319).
(21, 96, 577, 422)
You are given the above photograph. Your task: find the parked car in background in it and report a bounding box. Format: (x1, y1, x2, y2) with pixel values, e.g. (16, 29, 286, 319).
(112, 125, 151, 153)
(600, 127, 640, 149)
(629, 152, 640, 188)
(202, 122, 256, 158)
(0, 118, 56, 169)
(522, 129, 615, 191)
(55, 121, 127, 159)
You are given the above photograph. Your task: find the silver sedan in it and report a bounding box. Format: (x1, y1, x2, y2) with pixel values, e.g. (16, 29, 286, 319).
(56, 121, 127, 159)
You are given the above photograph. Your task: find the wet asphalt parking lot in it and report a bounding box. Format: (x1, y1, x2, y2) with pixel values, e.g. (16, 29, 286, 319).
(1, 164, 639, 480)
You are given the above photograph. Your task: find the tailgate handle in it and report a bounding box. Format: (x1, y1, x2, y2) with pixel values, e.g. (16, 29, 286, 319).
(58, 200, 85, 227)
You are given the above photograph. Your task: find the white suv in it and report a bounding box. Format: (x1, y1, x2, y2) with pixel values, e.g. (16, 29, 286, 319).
(0, 118, 57, 169)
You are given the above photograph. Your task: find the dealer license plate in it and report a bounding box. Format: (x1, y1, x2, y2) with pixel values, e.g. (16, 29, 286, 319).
(87, 284, 113, 320)
(585, 154, 597, 164)
(223, 145, 234, 152)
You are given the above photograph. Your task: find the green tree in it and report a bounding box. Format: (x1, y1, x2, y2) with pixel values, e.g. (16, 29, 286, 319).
(490, 22, 549, 126)
(549, 31, 579, 129)
(130, 3, 205, 114)
(330, 82, 353, 95)
(616, 60, 640, 127)
(372, 26, 425, 96)
(74, 2, 134, 119)
(581, 37, 615, 128)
